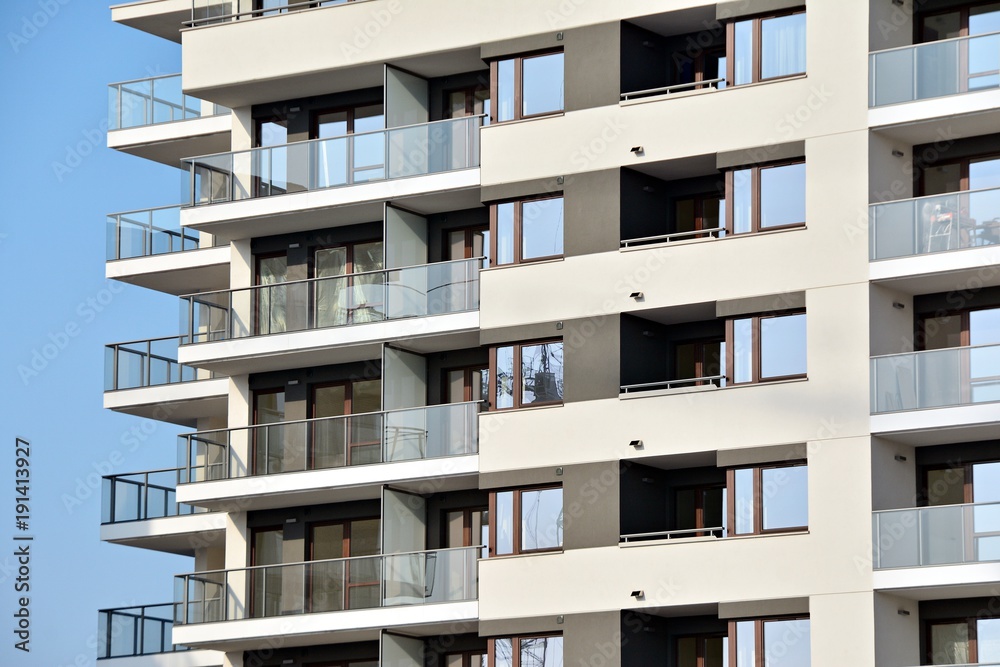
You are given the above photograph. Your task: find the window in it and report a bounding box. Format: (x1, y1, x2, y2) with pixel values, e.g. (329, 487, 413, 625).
(491, 196, 564, 266)
(311, 103, 385, 185)
(730, 463, 808, 536)
(677, 633, 727, 667)
(673, 47, 728, 91)
(917, 305, 1000, 350)
(728, 162, 806, 235)
(922, 459, 1000, 506)
(308, 518, 380, 612)
(727, 10, 806, 85)
(728, 311, 807, 384)
(255, 252, 289, 335)
(727, 617, 810, 667)
(490, 339, 564, 410)
(447, 225, 491, 266)
(313, 240, 385, 327)
(487, 635, 563, 667)
(444, 507, 490, 558)
(250, 526, 284, 618)
(443, 365, 488, 404)
(309, 379, 382, 467)
(489, 486, 563, 556)
(491, 51, 564, 122)
(928, 617, 1000, 664)
(445, 651, 487, 667)
(445, 85, 491, 124)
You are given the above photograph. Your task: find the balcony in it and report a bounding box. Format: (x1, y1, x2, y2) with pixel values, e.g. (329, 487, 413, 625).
(108, 74, 231, 167)
(178, 402, 480, 511)
(869, 32, 1000, 132)
(180, 116, 482, 241)
(188, 0, 360, 27)
(111, 0, 189, 43)
(870, 344, 1000, 441)
(870, 188, 1000, 292)
(178, 258, 482, 374)
(98, 603, 224, 665)
(172, 547, 478, 649)
(107, 206, 229, 295)
(101, 468, 224, 555)
(872, 503, 1000, 596)
(104, 336, 227, 426)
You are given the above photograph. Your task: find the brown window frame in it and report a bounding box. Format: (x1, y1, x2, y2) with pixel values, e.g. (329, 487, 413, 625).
(925, 617, 989, 665)
(673, 46, 728, 90)
(442, 506, 490, 548)
(917, 1, 1000, 42)
(486, 634, 563, 666)
(249, 525, 284, 618)
(441, 364, 489, 404)
(487, 485, 563, 557)
(309, 379, 382, 466)
(725, 9, 807, 86)
(306, 517, 380, 612)
(674, 336, 726, 387)
(917, 151, 1000, 196)
(489, 49, 564, 123)
(250, 387, 286, 474)
(725, 616, 810, 667)
(673, 192, 727, 239)
(489, 195, 564, 266)
(443, 650, 487, 667)
(488, 338, 564, 411)
(444, 224, 490, 262)
(443, 84, 490, 119)
(309, 101, 384, 140)
(675, 631, 728, 667)
(725, 310, 807, 385)
(724, 160, 806, 236)
(309, 239, 385, 326)
(673, 483, 727, 538)
(305, 660, 380, 667)
(726, 462, 809, 537)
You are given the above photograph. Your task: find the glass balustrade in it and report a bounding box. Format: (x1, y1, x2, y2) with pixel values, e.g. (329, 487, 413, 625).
(870, 344, 1000, 413)
(873, 502, 1000, 569)
(109, 73, 229, 130)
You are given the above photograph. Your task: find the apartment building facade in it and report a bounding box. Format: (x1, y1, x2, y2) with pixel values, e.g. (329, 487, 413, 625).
(97, 0, 1000, 666)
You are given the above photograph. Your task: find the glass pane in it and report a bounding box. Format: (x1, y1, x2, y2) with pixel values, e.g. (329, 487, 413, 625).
(495, 345, 515, 409)
(927, 467, 966, 506)
(447, 370, 466, 403)
(522, 197, 564, 260)
(352, 379, 381, 414)
(311, 523, 345, 560)
(734, 468, 754, 535)
(733, 317, 753, 383)
(930, 622, 970, 664)
(708, 636, 727, 667)
(736, 620, 755, 667)
(497, 202, 515, 265)
(971, 3, 1000, 34)
(763, 619, 810, 667)
(349, 518, 380, 556)
(521, 488, 563, 551)
(923, 163, 963, 195)
(678, 638, 697, 667)
(448, 91, 467, 118)
(676, 199, 697, 234)
(921, 314, 964, 350)
(449, 229, 467, 260)
(520, 636, 563, 667)
(734, 20, 753, 85)
(259, 120, 287, 147)
(255, 391, 285, 424)
(733, 169, 752, 233)
(521, 342, 564, 404)
(762, 466, 808, 530)
(495, 491, 514, 555)
(522, 53, 564, 117)
(922, 12, 961, 42)
(971, 307, 1000, 346)
(445, 510, 465, 548)
(979, 618, 1000, 662)
(676, 489, 697, 531)
(316, 110, 347, 139)
(313, 384, 347, 418)
(970, 157, 1000, 190)
(704, 488, 725, 532)
(760, 313, 807, 378)
(760, 163, 806, 228)
(497, 59, 515, 122)
(761, 13, 806, 79)
(254, 529, 283, 565)
(974, 461, 1000, 503)
(494, 638, 514, 667)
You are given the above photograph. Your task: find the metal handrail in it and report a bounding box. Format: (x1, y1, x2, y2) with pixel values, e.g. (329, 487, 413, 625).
(105, 335, 214, 391)
(869, 28, 1000, 55)
(871, 342, 1000, 361)
(870, 184, 1000, 207)
(185, 0, 374, 27)
(874, 500, 1000, 515)
(621, 227, 726, 247)
(98, 603, 184, 658)
(621, 527, 726, 542)
(621, 77, 726, 101)
(180, 401, 482, 482)
(107, 205, 201, 260)
(620, 375, 724, 393)
(180, 256, 483, 301)
(183, 114, 486, 163)
(103, 467, 199, 523)
(873, 501, 1000, 569)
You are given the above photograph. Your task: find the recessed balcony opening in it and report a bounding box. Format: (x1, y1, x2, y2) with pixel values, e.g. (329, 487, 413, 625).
(919, 598, 1000, 665)
(621, 5, 807, 102)
(870, 1, 1000, 107)
(621, 609, 811, 667)
(871, 137, 1000, 261)
(872, 440, 1000, 570)
(870, 291, 1000, 413)
(620, 303, 807, 395)
(620, 454, 808, 545)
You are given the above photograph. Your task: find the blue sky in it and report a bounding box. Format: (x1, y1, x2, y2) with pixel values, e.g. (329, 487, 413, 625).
(1, 2, 198, 664)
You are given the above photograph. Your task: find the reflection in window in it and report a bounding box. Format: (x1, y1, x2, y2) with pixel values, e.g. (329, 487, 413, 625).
(493, 51, 564, 122)
(732, 463, 809, 536)
(492, 196, 564, 265)
(491, 340, 563, 410)
(487, 635, 563, 667)
(729, 11, 806, 85)
(760, 163, 806, 229)
(491, 487, 563, 556)
(729, 311, 807, 385)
